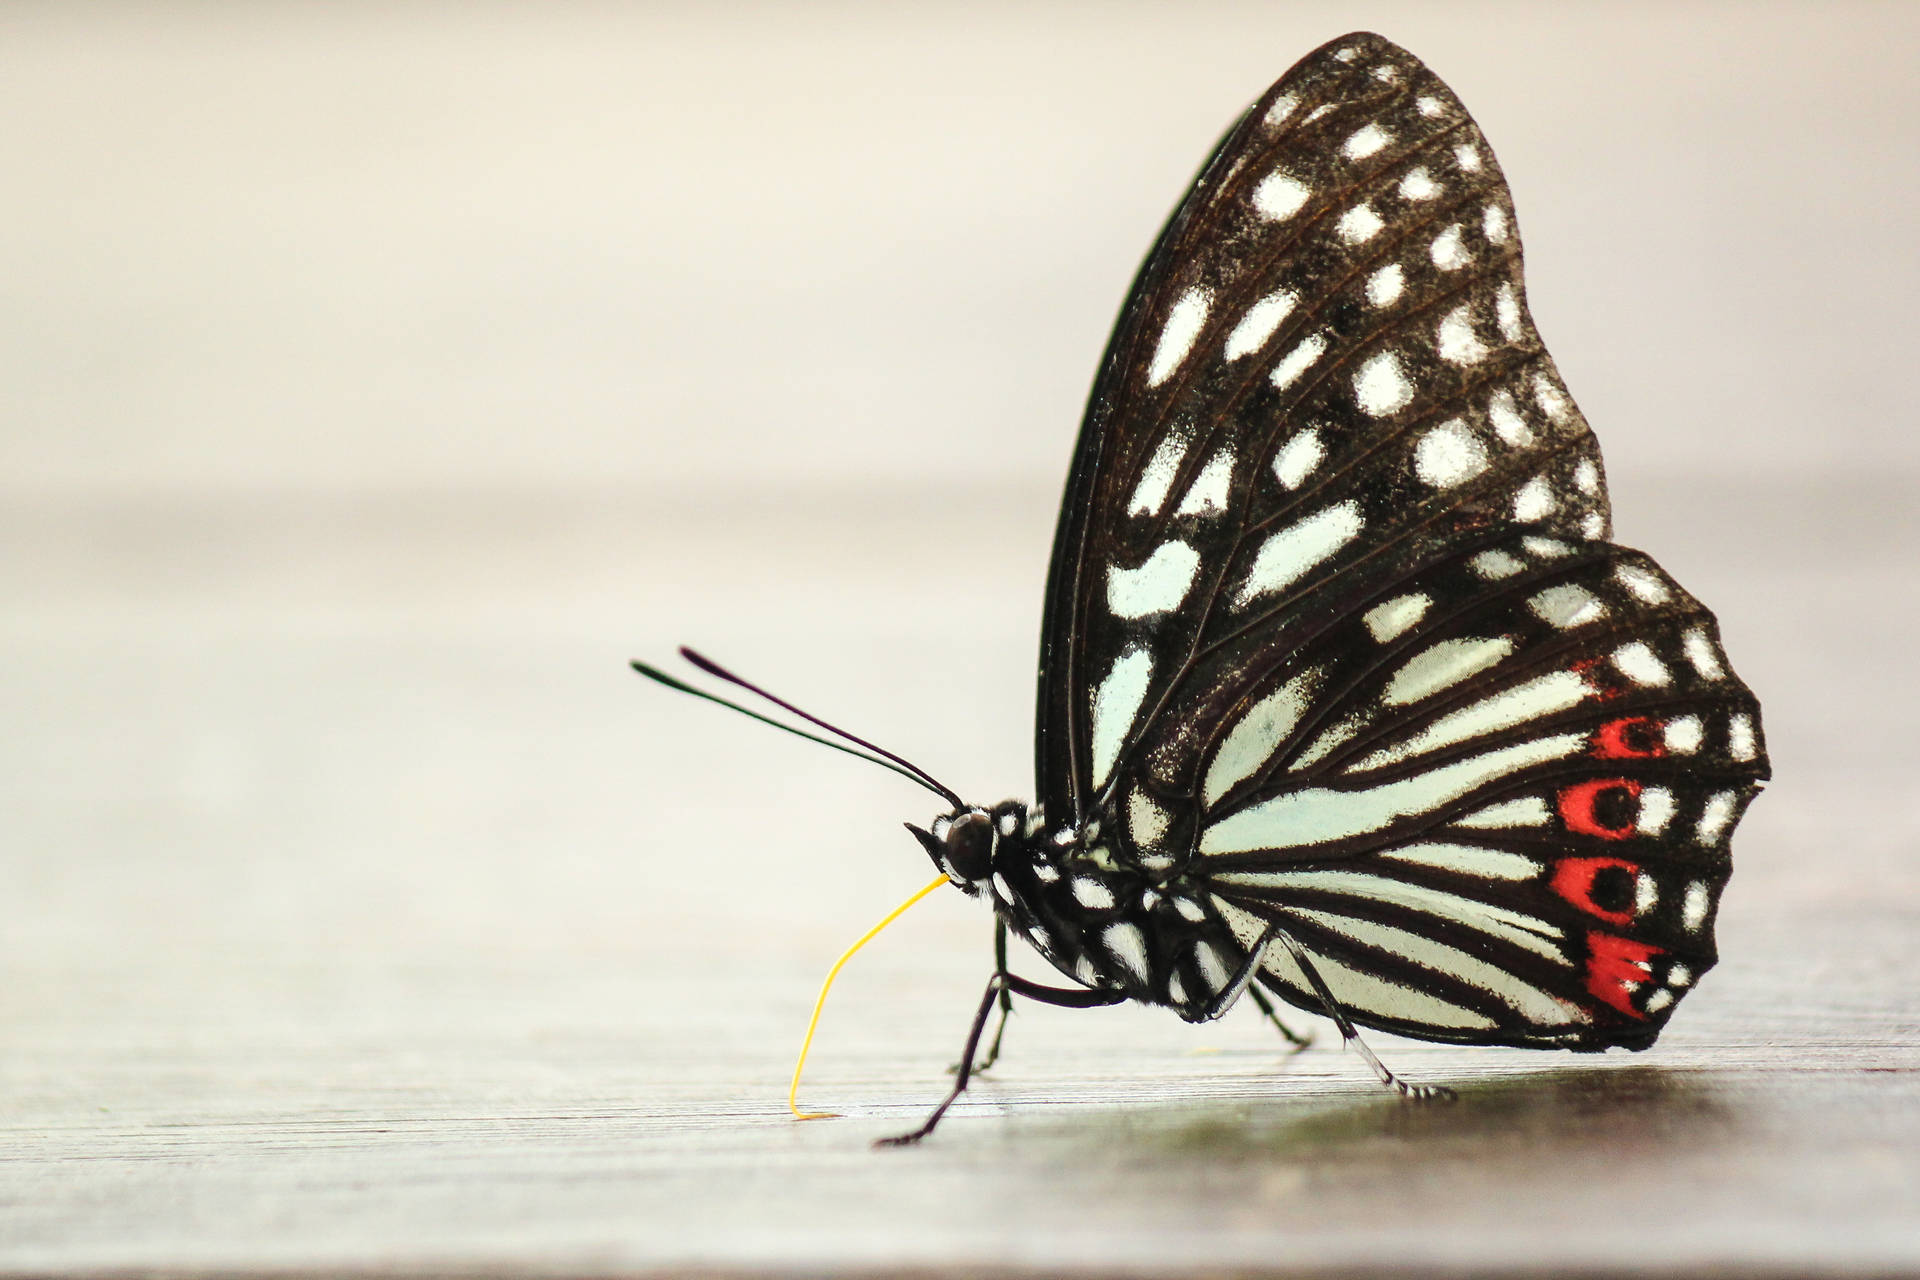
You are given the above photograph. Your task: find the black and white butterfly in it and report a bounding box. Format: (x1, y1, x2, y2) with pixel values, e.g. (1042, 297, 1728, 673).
(639, 31, 1768, 1144)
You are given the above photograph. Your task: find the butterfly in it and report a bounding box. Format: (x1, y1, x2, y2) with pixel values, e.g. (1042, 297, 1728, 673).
(637, 31, 1768, 1145)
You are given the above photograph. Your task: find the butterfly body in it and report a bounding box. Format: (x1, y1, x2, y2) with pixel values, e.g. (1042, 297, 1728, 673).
(913, 801, 1262, 1023)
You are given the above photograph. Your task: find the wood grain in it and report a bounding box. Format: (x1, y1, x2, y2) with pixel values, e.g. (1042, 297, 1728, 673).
(3, 477, 1915, 1278)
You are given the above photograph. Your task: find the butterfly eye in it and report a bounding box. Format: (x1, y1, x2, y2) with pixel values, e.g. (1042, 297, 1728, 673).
(940, 812, 996, 883)
(906, 811, 995, 885)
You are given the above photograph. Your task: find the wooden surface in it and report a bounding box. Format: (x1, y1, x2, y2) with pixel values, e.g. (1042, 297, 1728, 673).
(4, 5, 1918, 1276)
(4, 478, 1917, 1278)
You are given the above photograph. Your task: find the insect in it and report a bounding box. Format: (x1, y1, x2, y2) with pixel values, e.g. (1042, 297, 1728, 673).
(637, 31, 1768, 1145)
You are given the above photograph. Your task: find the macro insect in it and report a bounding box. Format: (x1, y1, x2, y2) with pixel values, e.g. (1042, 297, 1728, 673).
(636, 31, 1769, 1145)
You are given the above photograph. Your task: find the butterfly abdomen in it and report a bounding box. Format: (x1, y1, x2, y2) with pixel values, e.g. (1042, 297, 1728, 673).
(986, 823, 1255, 1022)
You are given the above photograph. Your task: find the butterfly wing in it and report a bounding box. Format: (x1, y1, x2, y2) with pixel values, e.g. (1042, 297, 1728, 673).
(1191, 529, 1764, 1047)
(1034, 32, 1767, 1046)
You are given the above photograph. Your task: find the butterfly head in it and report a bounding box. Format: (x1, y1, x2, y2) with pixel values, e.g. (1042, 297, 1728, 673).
(907, 801, 1033, 894)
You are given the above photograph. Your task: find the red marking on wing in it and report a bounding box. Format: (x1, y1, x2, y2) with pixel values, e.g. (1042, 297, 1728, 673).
(1585, 931, 1662, 1018)
(1570, 657, 1623, 701)
(1594, 716, 1665, 760)
(1550, 856, 1638, 927)
(1558, 777, 1641, 840)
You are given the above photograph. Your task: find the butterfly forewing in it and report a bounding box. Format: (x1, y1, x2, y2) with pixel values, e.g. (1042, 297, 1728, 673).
(1036, 32, 1767, 1048)
(1039, 33, 1609, 824)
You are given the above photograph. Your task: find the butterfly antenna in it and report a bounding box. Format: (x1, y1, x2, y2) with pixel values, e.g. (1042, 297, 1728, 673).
(675, 647, 965, 808)
(630, 651, 963, 809)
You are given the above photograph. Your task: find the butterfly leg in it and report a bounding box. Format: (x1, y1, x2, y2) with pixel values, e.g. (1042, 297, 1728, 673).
(1188, 927, 1310, 1048)
(1247, 984, 1315, 1052)
(879, 972, 1126, 1147)
(974, 918, 1016, 1072)
(1267, 926, 1454, 1103)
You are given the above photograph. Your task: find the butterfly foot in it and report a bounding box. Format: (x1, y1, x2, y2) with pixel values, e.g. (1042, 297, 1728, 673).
(874, 1125, 933, 1149)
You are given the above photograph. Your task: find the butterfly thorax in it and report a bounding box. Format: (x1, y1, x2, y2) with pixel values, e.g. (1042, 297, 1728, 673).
(910, 800, 1256, 1023)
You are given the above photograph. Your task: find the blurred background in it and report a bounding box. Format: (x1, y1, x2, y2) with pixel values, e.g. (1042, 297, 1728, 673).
(3, 3, 1916, 1274)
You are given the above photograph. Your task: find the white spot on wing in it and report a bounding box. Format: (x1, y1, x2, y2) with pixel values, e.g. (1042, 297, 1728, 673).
(1399, 167, 1440, 201)
(1174, 450, 1234, 516)
(1343, 123, 1392, 160)
(1354, 351, 1413, 416)
(1337, 204, 1385, 244)
(1453, 797, 1551, 829)
(1252, 920, 1501, 1031)
(1364, 593, 1431, 643)
(1697, 791, 1736, 845)
(1381, 842, 1539, 879)
(1683, 628, 1726, 680)
(1528, 584, 1606, 630)
(1291, 907, 1581, 1024)
(1455, 142, 1483, 171)
(1513, 476, 1554, 521)
(1235, 501, 1363, 606)
(1107, 540, 1201, 619)
(1437, 306, 1488, 366)
(1224, 289, 1297, 360)
(1637, 786, 1675, 835)
(1358, 670, 1587, 769)
(1495, 284, 1522, 340)
(1215, 869, 1565, 960)
(1147, 287, 1212, 388)
(1416, 96, 1443, 118)
(1204, 667, 1321, 806)
(1201, 733, 1586, 855)
(1728, 714, 1757, 761)
(1470, 549, 1524, 579)
(1573, 459, 1601, 495)
(1253, 170, 1311, 220)
(1366, 263, 1404, 308)
(1291, 713, 1363, 770)
(1414, 419, 1486, 487)
(1483, 203, 1510, 243)
(1264, 93, 1299, 127)
(1090, 646, 1154, 790)
(1612, 641, 1671, 688)
(1664, 715, 1703, 754)
(1682, 881, 1711, 930)
(1272, 429, 1325, 490)
(1431, 224, 1469, 271)
(1128, 786, 1170, 846)
(1270, 331, 1328, 390)
(1532, 371, 1572, 421)
(1385, 637, 1514, 706)
(1127, 432, 1189, 516)
(1488, 389, 1532, 445)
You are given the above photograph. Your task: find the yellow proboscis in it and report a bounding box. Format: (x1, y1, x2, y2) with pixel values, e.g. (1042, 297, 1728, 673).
(789, 873, 949, 1121)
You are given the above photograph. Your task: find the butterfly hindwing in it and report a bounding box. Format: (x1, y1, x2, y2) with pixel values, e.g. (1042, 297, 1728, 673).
(1185, 530, 1763, 1046)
